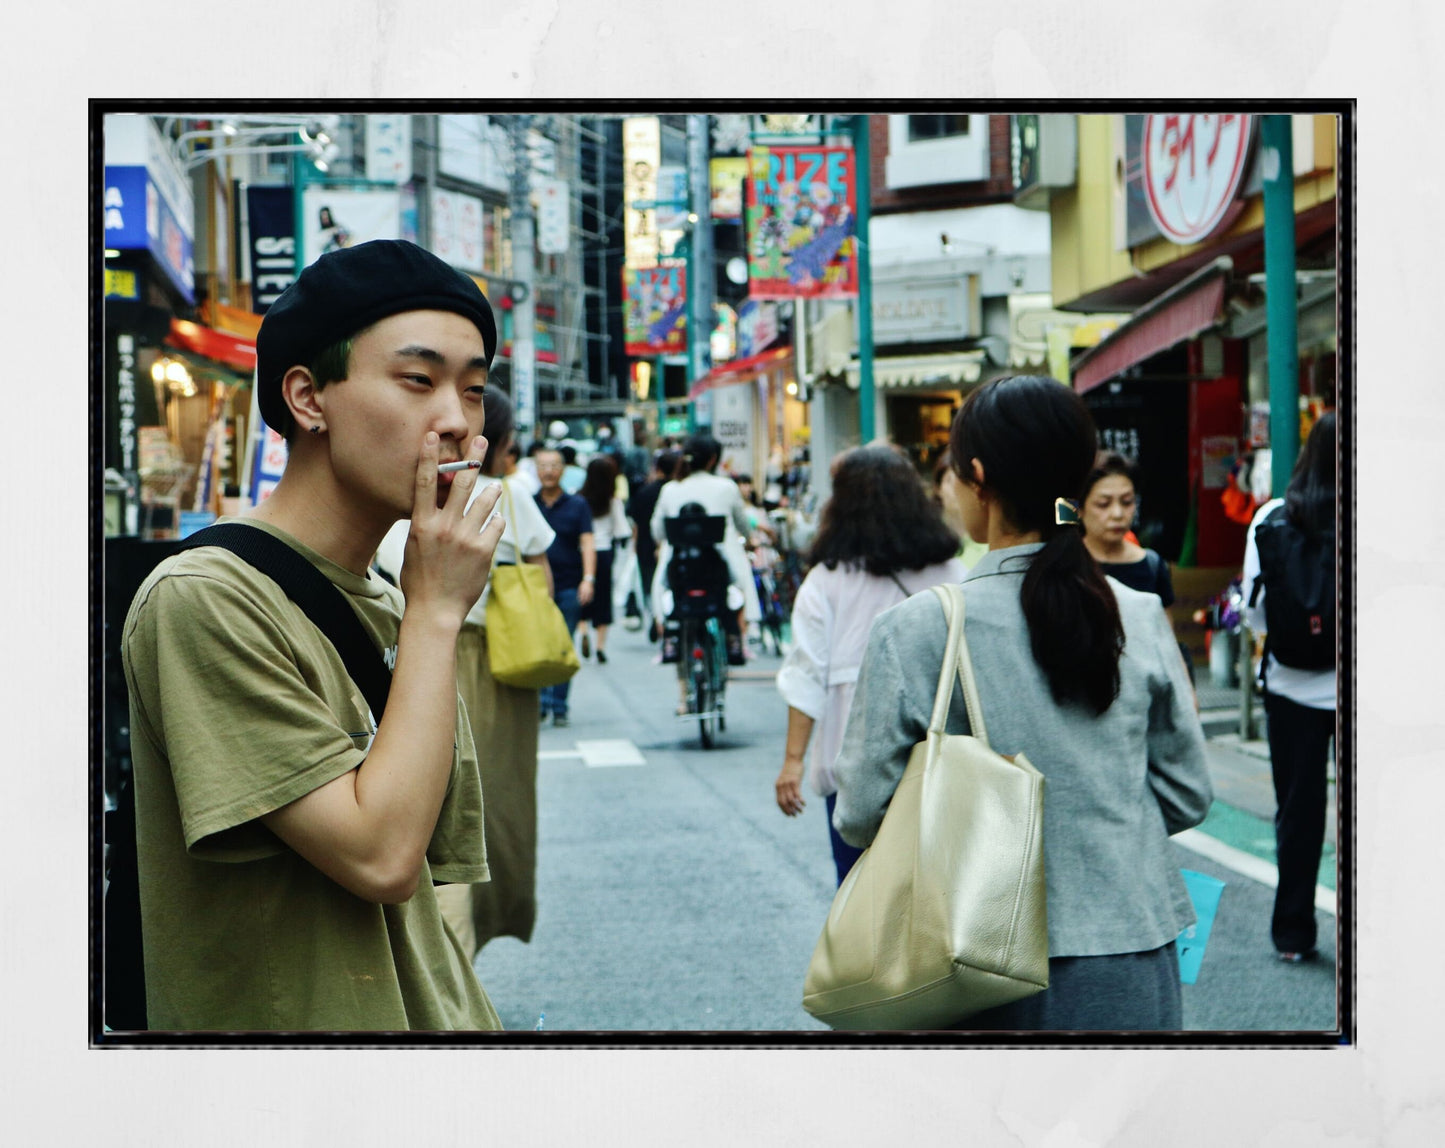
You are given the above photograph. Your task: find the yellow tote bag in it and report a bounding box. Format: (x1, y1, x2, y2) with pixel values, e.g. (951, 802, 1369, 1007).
(485, 482, 581, 689)
(802, 583, 1049, 1030)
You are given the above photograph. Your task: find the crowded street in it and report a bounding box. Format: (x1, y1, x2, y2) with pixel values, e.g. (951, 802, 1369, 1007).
(98, 108, 1346, 1047)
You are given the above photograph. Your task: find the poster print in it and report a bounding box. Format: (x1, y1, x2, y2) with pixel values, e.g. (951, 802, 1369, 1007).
(745, 144, 857, 298)
(623, 265, 688, 356)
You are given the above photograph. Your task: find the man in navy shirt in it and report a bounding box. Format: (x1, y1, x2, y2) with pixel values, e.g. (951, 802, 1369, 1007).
(534, 448, 595, 726)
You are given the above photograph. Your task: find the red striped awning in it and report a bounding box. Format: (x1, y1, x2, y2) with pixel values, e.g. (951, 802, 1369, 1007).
(1072, 259, 1229, 395)
(165, 318, 257, 373)
(688, 347, 792, 399)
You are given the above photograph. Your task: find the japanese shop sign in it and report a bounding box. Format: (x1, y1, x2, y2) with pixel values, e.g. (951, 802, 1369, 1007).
(1142, 114, 1254, 244)
(745, 144, 857, 298)
(535, 177, 570, 254)
(623, 265, 688, 356)
(429, 187, 484, 272)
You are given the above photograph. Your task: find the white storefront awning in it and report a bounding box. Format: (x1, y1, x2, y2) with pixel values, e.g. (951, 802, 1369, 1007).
(843, 350, 988, 391)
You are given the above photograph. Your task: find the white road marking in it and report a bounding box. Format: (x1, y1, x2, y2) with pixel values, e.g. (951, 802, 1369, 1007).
(537, 750, 582, 761)
(1175, 828, 1337, 917)
(576, 739, 647, 768)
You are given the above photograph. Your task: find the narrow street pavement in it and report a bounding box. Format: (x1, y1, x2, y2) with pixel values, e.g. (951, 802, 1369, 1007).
(471, 618, 1340, 1035)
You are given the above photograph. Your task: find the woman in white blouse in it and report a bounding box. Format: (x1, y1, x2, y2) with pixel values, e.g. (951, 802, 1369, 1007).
(773, 445, 965, 885)
(574, 454, 633, 665)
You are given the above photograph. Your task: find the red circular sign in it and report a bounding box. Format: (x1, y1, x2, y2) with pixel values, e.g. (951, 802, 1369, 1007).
(1143, 114, 1254, 244)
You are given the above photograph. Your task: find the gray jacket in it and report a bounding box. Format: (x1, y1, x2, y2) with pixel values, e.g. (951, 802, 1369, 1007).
(831, 543, 1213, 958)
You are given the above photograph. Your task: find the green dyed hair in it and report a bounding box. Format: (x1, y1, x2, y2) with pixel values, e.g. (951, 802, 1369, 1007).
(280, 335, 353, 444)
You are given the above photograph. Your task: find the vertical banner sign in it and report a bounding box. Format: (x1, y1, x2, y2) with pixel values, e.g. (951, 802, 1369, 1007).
(623, 116, 661, 269)
(301, 187, 402, 267)
(535, 177, 570, 254)
(746, 145, 858, 298)
(430, 187, 485, 271)
(711, 380, 754, 475)
(115, 333, 138, 473)
(246, 186, 296, 314)
(366, 115, 413, 184)
(623, 266, 688, 356)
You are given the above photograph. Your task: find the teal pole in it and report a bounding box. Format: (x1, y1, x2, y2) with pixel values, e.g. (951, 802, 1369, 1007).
(852, 114, 876, 444)
(1261, 115, 1299, 496)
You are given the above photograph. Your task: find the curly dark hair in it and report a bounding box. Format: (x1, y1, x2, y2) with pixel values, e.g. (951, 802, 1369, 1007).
(807, 444, 959, 576)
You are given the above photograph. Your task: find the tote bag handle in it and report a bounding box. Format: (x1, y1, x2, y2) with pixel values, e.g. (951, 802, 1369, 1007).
(927, 583, 991, 748)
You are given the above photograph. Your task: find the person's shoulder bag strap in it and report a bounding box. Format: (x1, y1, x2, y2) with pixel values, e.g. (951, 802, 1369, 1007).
(176, 523, 392, 720)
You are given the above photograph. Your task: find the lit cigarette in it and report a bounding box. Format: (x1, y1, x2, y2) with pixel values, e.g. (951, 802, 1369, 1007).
(437, 460, 483, 473)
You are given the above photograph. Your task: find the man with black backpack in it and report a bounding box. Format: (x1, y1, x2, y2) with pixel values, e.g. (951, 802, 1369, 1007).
(1243, 411, 1337, 965)
(117, 240, 508, 1030)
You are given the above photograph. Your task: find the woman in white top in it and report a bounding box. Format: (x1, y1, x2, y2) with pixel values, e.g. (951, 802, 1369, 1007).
(574, 454, 632, 665)
(773, 445, 965, 885)
(1241, 410, 1336, 964)
(373, 389, 556, 959)
(650, 433, 761, 638)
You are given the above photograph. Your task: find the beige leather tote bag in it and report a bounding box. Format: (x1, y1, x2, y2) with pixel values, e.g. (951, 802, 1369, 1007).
(802, 583, 1049, 1030)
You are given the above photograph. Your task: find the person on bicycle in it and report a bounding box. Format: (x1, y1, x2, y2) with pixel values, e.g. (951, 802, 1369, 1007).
(651, 434, 758, 661)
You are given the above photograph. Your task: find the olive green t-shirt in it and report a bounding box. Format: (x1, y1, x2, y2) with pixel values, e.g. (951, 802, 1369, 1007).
(121, 519, 501, 1031)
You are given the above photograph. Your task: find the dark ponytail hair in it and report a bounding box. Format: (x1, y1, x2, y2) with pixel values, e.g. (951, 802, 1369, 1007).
(676, 433, 721, 481)
(1284, 410, 1335, 537)
(950, 376, 1125, 715)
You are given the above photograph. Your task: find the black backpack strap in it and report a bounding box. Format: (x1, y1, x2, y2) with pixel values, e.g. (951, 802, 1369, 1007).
(177, 523, 392, 721)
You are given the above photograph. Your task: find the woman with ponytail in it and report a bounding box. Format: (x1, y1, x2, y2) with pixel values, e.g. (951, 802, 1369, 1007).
(831, 376, 1213, 1031)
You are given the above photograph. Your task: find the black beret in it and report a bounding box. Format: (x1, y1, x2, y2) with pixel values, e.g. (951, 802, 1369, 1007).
(255, 239, 497, 432)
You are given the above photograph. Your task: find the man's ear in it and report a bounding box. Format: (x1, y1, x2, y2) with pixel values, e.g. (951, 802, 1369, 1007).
(281, 366, 324, 433)
(969, 457, 986, 489)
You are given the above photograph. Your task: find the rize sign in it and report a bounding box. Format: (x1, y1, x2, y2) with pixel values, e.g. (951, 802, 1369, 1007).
(623, 265, 687, 356)
(1142, 114, 1254, 244)
(745, 144, 857, 298)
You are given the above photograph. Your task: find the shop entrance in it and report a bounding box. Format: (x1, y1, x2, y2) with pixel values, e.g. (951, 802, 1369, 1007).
(887, 392, 960, 479)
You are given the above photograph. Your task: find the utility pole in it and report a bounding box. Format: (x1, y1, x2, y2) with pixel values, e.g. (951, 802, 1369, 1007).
(509, 115, 539, 443)
(1261, 114, 1299, 495)
(851, 114, 876, 444)
(686, 114, 715, 432)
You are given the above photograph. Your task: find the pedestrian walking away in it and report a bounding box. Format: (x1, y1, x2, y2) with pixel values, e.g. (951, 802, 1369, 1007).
(573, 454, 632, 665)
(831, 375, 1214, 1031)
(534, 447, 596, 725)
(119, 239, 506, 1031)
(773, 444, 965, 886)
(374, 387, 556, 960)
(627, 448, 681, 641)
(1242, 410, 1337, 965)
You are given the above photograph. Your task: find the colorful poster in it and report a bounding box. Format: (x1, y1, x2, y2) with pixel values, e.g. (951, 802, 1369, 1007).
(745, 145, 858, 298)
(710, 157, 747, 219)
(623, 265, 688, 356)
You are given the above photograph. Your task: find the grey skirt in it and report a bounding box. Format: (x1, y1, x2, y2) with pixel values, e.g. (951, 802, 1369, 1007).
(952, 942, 1183, 1032)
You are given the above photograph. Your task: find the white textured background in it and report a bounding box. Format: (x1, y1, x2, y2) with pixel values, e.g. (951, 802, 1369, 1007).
(3, 0, 1434, 1141)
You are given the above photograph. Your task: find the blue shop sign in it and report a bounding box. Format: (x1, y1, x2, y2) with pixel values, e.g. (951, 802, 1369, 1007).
(104, 164, 195, 303)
